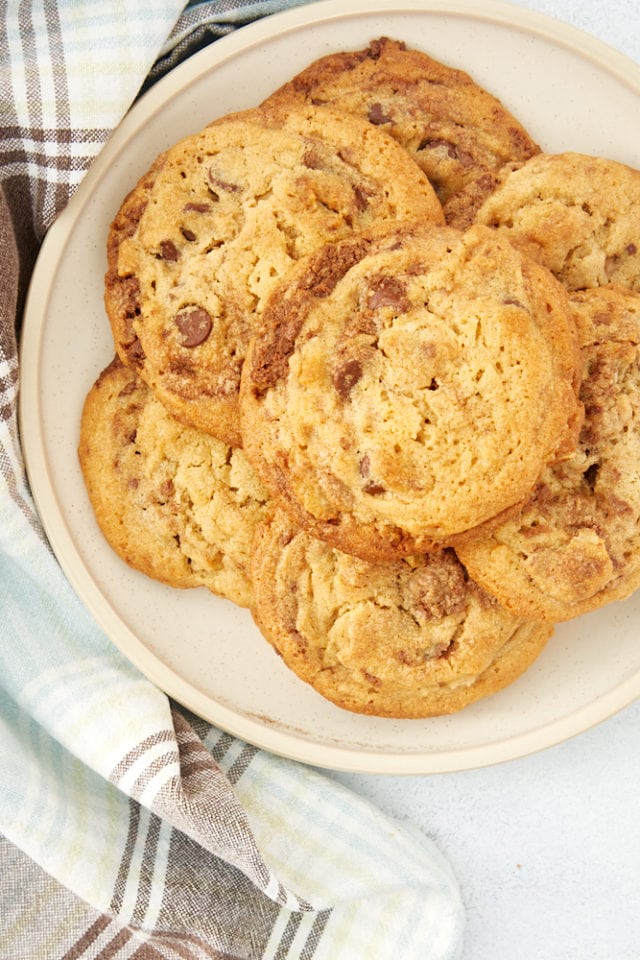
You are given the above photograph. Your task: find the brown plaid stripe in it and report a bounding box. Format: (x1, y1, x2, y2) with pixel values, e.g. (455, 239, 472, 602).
(1, 5, 83, 234)
(0, 127, 107, 242)
(1, 712, 328, 959)
(1, 125, 111, 165)
(0, 183, 51, 537)
(1, 835, 139, 960)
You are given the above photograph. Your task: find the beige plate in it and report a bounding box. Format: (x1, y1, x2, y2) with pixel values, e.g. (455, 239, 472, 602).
(19, 0, 640, 773)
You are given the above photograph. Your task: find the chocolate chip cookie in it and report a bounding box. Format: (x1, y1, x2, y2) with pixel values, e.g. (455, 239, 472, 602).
(262, 36, 540, 227)
(240, 221, 583, 561)
(474, 152, 640, 290)
(250, 509, 553, 717)
(78, 357, 269, 607)
(457, 284, 640, 621)
(104, 103, 444, 446)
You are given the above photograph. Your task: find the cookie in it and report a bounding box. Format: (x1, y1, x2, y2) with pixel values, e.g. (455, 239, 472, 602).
(104, 103, 444, 446)
(78, 357, 269, 607)
(240, 221, 583, 561)
(474, 152, 640, 291)
(250, 509, 552, 717)
(262, 36, 540, 227)
(456, 285, 640, 621)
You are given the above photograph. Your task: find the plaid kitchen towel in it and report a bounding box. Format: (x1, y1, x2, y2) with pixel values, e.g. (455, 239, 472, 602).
(0, 3, 465, 959)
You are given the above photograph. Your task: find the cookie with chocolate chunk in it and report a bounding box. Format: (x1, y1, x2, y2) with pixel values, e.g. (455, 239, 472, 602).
(78, 358, 269, 607)
(262, 36, 539, 227)
(474, 152, 640, 290)
(457, 285, 640, 621)
(250, 509, 552, 717)
(240, 221, 582, 562)
(104, 103, 443, 446)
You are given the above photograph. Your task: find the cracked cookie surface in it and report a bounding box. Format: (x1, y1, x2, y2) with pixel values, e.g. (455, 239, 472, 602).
(262, 36, 540, 228)
(250, 509, 552, 717)
(457, 285, 640, 621)
(474, 152, 640, 291)
(240, 221, 583, 561)
(78, 358, 269, 607)
(104, 103, 443, 446)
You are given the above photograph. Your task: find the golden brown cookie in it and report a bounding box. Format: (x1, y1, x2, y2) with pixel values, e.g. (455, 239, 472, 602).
(240, 221, 583, 561)
(78, 358, 269, 607)
(474, 152, 640, 290)
(104, 103, 443, 446)
(456, 285, 640, 621)
(262, 36, 540, 227)
(250, 509, 553, 717)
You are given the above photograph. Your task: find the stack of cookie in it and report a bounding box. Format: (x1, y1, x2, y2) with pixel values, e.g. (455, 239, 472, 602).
(79, 38, 640, 718)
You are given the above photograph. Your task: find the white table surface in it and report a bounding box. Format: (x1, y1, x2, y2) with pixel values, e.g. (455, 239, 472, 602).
(323, 3, 640, 958)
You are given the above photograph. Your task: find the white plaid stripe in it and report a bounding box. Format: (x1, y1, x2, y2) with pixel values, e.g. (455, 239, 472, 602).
(114, 738, 180, 798)
(114, 805, 163, 926)
(137, 818, 173, 935)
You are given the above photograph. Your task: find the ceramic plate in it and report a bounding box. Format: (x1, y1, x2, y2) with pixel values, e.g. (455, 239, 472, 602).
(19, 0, 640, 773)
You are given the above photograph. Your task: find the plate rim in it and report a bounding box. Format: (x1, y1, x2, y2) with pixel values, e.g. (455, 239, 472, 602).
(19, 0, 640, 774)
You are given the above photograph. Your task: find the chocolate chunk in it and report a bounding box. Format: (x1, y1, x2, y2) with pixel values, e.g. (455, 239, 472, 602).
(126, 337, 145, 367)
(334, 358, 363, 399)
(121, 276, 141, 320)
(302, 237, 371, 298)
(183, 202, 211, 213)
(368, 102, 392, 125)
(365, 276, 410, 312)
(604, 244, 636, 277)
(249, 307, 304, 393)
(409, 552, 467, 619)
(208, 169, 241, 193)
(418, 137, 452, 156)
(353, 184, 372, 211)
(363, 480, 386, 495)
(583, 462, 600, 489)
(503, 297, 525, 308)
(160, 240, 179, 261)
(359, 459, 385, 494)
(359, 455, 371, 478)
(175, 307, 213, 347)
(181, 227, 196, 242)
(418, 138, 474, 167)
(302, 148, 323, 169)
(368, 37, 405, 60)
(250, 240, 371, 393)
